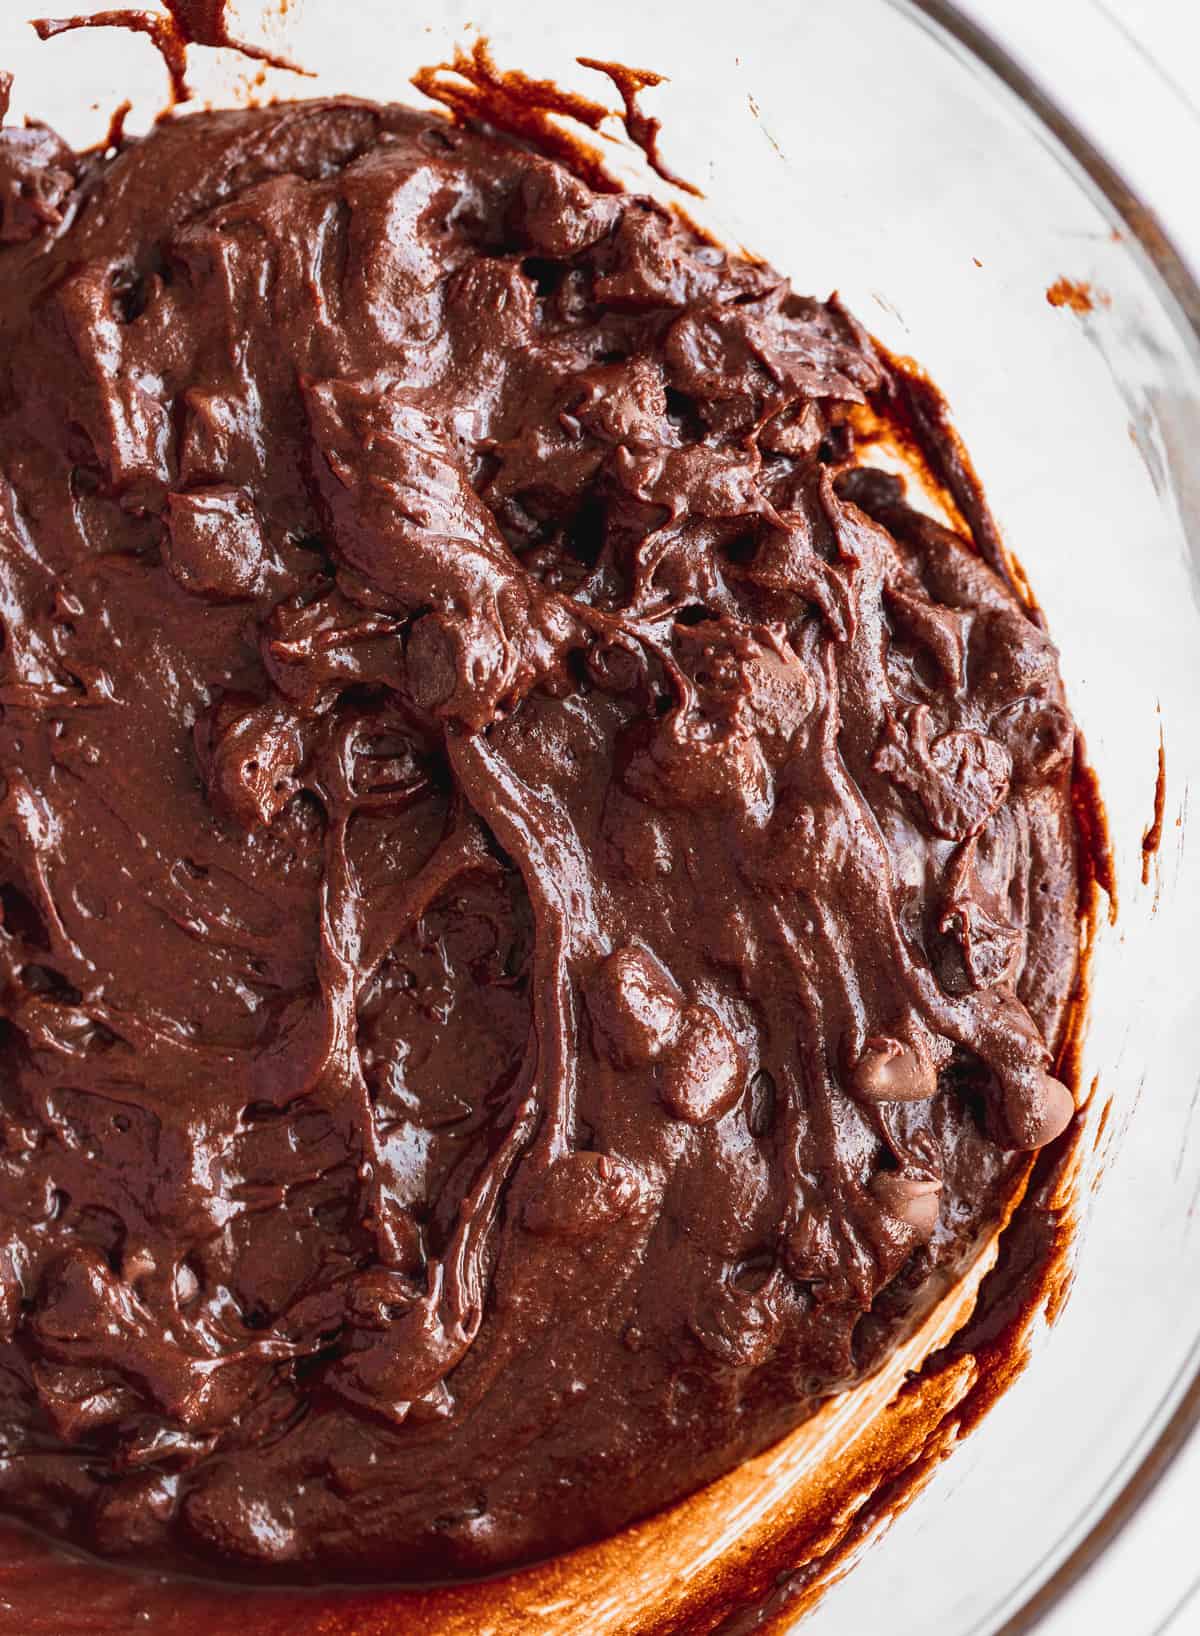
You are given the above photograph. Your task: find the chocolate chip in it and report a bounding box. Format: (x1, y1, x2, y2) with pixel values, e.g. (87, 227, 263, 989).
(850, 1037, 938, 1103)
(870, 1172, 942, 1237)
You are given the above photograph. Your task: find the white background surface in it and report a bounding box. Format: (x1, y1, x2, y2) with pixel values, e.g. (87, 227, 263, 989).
(957, 10, 1199, 1634)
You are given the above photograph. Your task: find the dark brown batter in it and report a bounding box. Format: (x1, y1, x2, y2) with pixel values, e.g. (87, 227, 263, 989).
(0, 89, 1079, 1586)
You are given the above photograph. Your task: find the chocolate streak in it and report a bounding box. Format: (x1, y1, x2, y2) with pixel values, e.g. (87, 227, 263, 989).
(31, 2, 302, 104)
(1141, 730, 1166, 886)
(0, 86, 1079, 1584)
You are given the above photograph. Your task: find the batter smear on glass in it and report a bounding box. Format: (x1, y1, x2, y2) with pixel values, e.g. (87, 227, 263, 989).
(0, 90, 1080, 1582)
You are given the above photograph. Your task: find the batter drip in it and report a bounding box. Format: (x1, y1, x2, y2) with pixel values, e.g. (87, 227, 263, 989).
(0, 95, 1078, 1581)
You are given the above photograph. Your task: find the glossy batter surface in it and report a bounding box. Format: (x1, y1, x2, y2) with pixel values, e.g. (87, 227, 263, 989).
(0, 96, 1079, 1583)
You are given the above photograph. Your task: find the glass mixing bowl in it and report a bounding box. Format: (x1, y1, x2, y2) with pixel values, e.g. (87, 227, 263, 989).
(1, 2, 1198, 1632)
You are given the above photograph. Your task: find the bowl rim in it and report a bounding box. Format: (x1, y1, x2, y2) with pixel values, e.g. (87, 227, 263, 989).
(892, 11, 1200, 1633)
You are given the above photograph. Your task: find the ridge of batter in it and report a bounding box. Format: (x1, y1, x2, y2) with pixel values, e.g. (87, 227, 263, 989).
(0, 94, 1078, 1582)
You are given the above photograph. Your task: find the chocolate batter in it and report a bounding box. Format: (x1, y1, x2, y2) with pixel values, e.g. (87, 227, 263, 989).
(0, 91, 1079, 1584)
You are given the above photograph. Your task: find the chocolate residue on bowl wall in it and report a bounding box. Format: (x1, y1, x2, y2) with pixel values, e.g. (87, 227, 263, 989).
(1142, 730, 1167, 888)
(411, 37, 618, 192)
(413, 36, 700, 197)
(1046, 276, 1110, 313)
(100, 95, 132, 152)
(1074, 756, 1119, 926)
(30, 0, 302, 104)
(847, 345, 1014, 592)
(575, 56, 701, 194)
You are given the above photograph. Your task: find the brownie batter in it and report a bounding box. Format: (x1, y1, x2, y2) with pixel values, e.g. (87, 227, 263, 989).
(0, 92, 1079, 1584)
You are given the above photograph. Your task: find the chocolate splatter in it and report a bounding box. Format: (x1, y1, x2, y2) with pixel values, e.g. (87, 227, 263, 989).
(1142, 729, 1167, 887)
(31, 1, 304, 104)
(576, 57, 701, 194)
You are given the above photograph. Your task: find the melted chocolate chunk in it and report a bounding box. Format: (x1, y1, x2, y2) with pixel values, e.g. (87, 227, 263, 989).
(0, 97, 1079, 1584)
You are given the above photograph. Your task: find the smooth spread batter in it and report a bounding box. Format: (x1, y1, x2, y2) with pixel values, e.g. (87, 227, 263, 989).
(0, 92, 1079, 1583)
